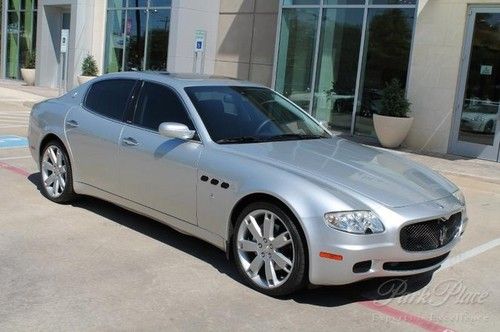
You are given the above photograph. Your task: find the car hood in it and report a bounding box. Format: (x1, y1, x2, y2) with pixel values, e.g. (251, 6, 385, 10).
(220, 137, 457, 208)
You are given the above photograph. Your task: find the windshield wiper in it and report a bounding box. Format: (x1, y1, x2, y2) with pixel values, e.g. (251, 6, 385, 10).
(216, 136, 264, 144)
(267, 133, 327, 141)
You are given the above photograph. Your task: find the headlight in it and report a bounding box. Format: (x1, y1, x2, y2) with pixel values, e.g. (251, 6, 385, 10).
(452, 190, 466, 206)
(324, 211, 385, 234)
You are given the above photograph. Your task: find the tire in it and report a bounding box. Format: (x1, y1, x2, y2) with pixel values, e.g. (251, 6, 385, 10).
(39, 140, 76, 203)
(232, 202, 307, 296)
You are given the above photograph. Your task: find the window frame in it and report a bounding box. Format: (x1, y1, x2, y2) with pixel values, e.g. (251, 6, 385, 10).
(126, 80, 203, 143)
(82, 78, 139, 123)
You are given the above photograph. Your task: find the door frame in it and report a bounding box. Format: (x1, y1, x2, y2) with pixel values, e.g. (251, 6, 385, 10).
(449, 6, 500, 161)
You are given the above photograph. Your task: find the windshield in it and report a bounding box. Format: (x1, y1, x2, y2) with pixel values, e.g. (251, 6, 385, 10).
(185, 86, 331, 144)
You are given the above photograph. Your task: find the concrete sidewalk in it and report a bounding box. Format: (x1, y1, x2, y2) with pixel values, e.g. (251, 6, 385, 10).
(0, 79, 59, 104)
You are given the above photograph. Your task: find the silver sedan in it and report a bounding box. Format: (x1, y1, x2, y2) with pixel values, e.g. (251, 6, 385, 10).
(28, 72, 467, 296)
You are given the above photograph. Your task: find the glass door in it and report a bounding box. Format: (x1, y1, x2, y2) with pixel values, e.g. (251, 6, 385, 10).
(450, 8, 500, 161)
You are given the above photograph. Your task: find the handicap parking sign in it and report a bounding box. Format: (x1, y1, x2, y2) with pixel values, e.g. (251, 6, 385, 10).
(0, 135, 28, 149)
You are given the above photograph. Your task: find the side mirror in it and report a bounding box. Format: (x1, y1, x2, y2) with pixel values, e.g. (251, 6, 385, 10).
(158, 122, 195, 140)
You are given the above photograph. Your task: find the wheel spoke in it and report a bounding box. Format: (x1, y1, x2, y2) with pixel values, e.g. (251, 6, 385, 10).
(48, 147, 58, 165)
(264, 259, 278, 286)
(271, 231, 291, 249)
(59, 165, 67, 175)
(56, 149, 63, 167)
(263, 213, 275, 239)
(54, 177, 60, 194)
(44, 174, 56, 186)
(58, 175, 66, 189)
(247, 255, 264, 276)
(42, 161, 55, 173)
(246, 215, 262, 241)
(239, 240, 258, 252)
(272, 252, 292, 273)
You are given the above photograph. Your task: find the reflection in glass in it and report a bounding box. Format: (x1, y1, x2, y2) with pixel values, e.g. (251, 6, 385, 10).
(145, 9, 170, 70)
(355, 8, 414, 136)
(312, 8, 363, 131)
(105, 1, 171, 72)
(104, 9, 125, 73)
(6, 12, 20, 79)
(458, 13, 500, 146)
(124, 9, 147, 71)
(275, 8, 319, 111)
(5, 1, 37, 79)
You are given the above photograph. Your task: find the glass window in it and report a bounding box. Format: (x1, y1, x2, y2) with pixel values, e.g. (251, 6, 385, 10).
(104, 9, 125, 73)
(5, 2, 37, 79)
(312, 8, 364, 131)
(145, 9, 170, 70)
(370, 0, 417, 4)
(275, 1, 417, 136)
(6, 12, 19, 79)
(128, 0, 148, 7)
(150, 0, 172, 6)
(124, 9, 147, 71)
(185, 86, 330, 143)
(355, 8, 415, 136)
(283, 0, 320, 5)
(134, 82, 194, 131)
(84, 79, 137, 121)
(325, 1, 365, 4)
(275, 8, 319, 112)
(104, 1, 171, 72)
(458, 13, 500, 146)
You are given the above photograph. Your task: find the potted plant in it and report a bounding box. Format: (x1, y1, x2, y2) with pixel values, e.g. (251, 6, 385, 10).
(78, 55, 99, 85)
(21, 51, 36, 86)
(373, 79, 413, 148)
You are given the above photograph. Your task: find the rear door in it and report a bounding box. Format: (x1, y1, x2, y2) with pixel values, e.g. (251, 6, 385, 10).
(116, 81, 202, 225)
(65, 79, 138, 193)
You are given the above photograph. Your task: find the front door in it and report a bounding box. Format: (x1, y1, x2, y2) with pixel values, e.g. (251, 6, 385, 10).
(116, 81, 202, 225)
(450, 7, 500, 161)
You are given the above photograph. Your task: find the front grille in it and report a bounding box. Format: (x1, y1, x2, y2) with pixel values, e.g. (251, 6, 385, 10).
(383, 253, 450, 271)
(400, 213, 462, 252)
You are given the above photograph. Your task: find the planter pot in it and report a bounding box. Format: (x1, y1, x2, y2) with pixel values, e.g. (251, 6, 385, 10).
(21, 68, 36, 86)
(373, 114, 414, 148)
(77, 75, 96, 85)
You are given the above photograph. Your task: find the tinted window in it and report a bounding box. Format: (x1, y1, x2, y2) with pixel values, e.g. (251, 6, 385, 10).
(133, 82, 194, 131)
(84, 79, 136, 120)
(185, 86, 329, 143)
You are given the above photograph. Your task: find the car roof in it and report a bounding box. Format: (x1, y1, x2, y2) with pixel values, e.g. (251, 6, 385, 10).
(97, 71, 265, 89)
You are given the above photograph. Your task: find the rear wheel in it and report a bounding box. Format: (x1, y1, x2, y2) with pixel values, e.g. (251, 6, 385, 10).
(232, 202, 307, 296)
(40, 140, 76, 203)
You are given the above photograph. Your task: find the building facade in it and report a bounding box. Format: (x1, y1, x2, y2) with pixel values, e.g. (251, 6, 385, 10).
(1, 0, 500, 162)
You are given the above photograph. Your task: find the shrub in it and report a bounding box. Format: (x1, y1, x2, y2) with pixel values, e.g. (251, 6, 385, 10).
(379, 79, 411, 118)
(23, 51, 36, 69)
(81, 55, 99, 76)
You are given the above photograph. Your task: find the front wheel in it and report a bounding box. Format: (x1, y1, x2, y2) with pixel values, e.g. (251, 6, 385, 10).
(232, 202, 307, 296)
(40, 140, 76, 203)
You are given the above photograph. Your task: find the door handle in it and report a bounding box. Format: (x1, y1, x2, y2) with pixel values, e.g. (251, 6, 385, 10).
(122, 137, 138, 146)
(66, 120, 79, 128)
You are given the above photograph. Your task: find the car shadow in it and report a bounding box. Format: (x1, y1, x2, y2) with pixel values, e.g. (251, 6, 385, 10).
(28, 172, 434, 307)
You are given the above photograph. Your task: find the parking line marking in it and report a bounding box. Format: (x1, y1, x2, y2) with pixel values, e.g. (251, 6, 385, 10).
(440, 238, 500, 270)
(0, 161, 30, 177)
(0, 156, 31, 161)
(359, 300, 452, 332)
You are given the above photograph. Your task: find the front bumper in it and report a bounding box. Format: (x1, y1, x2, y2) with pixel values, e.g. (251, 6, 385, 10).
(305, 196, 467, 285)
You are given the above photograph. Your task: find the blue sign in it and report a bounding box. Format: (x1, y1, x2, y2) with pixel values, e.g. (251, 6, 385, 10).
(196, 41, 203, 50)
(0, 135, 28, 149)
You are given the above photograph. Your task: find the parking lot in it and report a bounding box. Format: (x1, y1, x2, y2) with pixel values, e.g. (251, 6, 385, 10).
(0, 86, 499, 331)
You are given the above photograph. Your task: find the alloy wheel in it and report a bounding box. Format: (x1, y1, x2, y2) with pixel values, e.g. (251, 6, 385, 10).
(41, 145, 68, 198)
(236, 209, 295, 289)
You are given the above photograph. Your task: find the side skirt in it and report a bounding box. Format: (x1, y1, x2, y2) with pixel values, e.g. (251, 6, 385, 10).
(74, 182, 227, 251)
